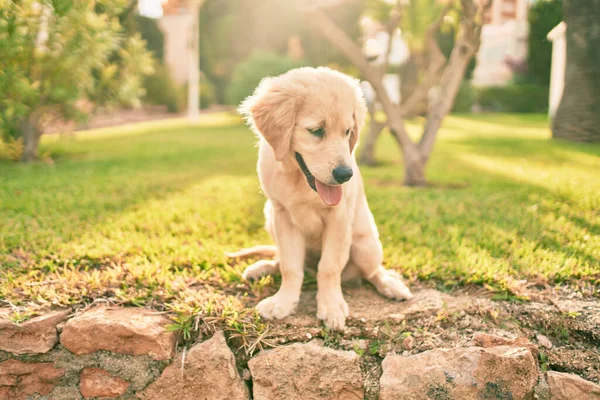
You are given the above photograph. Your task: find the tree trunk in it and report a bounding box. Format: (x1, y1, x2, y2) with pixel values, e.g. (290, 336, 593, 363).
(360, 111, 386, 166)
(419, 43, 476, 163)
(403, 154, 427, 187)
(21, 114, 43, 162)
(387, 117, 427, 186)
(552, 0, 600, 142)
(398, 59, 423, 117)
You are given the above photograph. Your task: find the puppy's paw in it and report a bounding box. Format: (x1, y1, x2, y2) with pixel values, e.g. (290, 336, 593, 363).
(316, 292, 349, 331)
(242, 260, 279, 280)
(372, 268, 413, 301)
(255, 292, 298, 320)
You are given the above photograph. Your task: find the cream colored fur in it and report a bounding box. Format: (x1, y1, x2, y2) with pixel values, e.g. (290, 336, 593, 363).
(235, 67, 412, 330)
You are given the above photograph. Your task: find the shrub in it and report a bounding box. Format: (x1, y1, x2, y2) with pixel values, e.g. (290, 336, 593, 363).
(200, 79, 216, 110)
(0, 138, 24, 162)
(134, 15, 165, 62)
(143, 65, 184, 113)
(0, 1, 154, 161)
(528, 0, 563, 85)
(452, 82, 477, 113)
(477, 84, 549, 113)
(226, 52, 305, 106)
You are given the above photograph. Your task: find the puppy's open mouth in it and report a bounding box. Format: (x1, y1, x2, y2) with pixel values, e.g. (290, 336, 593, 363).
(295, 152, 342, 206)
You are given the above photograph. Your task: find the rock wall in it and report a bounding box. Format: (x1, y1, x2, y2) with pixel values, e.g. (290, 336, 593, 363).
(1, 306, 599, 400)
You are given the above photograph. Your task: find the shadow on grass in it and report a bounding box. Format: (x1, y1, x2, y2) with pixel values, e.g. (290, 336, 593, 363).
(362, 127, 600, 289)
(0, 123, 260, 257)
(2, 114, 598, 309)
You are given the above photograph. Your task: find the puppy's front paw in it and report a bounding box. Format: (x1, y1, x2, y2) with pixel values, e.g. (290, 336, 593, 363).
(374, 269, 413, 301)
(255, 292, 298, 320)
(316, 292, 349, 331)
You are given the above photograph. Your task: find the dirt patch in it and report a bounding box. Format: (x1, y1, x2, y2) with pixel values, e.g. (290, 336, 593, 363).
(250, 282, 600, 385)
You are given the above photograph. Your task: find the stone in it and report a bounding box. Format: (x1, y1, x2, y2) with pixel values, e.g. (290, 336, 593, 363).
(472, 331, 539, 359)
(536, 333, 553, 349)
(402, 335, 415, 350)
(138, 331, 248, 400)
(79, 367, 130, 399)
(249, 340, 363, 400)
(0, 359, 64, 400)
(547, 371, 600, 399)
(380, 346, 538, 400)
(60, 307, 176, 360)
(0, 309, 70, 355)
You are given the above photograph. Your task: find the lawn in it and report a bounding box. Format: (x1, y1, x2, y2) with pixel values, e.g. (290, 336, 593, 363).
(1, 113, 599, 322)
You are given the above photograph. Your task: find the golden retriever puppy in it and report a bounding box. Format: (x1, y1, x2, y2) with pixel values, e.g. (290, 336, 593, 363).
(232, 67, 412, 330)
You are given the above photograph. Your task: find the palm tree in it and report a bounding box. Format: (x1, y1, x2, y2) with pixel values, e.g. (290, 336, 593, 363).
(552, 0, 600, 142)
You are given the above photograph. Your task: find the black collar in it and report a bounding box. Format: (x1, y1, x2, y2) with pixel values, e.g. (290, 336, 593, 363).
(295, 152, 317, 192)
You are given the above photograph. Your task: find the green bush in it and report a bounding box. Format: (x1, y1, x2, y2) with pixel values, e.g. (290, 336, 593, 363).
(226, 52, 305, 106)
(452, 82, 477, 113)
(528, 0, 563, 85)
(477, 84, 549, 113)
(200, 79, 216, 110)
(134, 15, 165, 63)
(143, 65, 183, 113)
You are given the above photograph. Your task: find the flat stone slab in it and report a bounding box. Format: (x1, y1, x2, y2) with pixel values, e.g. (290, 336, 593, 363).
(79, 367, 130, 399)
(0, 309, 70, 355)
(60, 307, 176, 360)
(139, 331, 249, 400)
(380, 345, 538, 400)
(249, 340, 363, 400)
(0, 359, 65, 399)
(547, 371, 600, 399)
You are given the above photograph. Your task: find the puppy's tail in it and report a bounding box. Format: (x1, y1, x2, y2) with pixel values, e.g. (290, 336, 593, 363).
(225, 245, 277, 259)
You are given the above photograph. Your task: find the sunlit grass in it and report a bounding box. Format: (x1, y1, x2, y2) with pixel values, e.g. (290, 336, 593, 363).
(1, 113, 598, 326)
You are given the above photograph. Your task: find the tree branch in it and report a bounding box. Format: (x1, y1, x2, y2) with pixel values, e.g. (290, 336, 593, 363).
(381, 3, 402, 74)
(418, 0, 489, 160)
(304, 1, 435, 180)
(305, 5, 415, 152)
(305, 8, 380, 83)
(399, 3, 451, 117)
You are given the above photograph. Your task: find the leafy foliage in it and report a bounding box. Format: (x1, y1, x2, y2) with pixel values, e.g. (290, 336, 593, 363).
(527, 0, 563, 85)
(199, 0, 363, 103)
(200, 78, 217, 110)
(226, 51, 305, 106)
(143, 64, 183, 113)
(134, 15, 164, 62)
(0, 0, 154, 156)
(452, 81, 477, 113)
(477, 84, 549, 113)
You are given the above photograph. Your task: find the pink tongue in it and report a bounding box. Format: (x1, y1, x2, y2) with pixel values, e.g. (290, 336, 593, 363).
(315, 180, 343, 206)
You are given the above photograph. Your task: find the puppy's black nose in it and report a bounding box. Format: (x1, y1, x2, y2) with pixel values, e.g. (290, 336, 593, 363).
(332, 165, 353, 184)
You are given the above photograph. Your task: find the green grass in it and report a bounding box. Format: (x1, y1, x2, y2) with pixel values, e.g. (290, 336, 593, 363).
(1, 113, 599, 319)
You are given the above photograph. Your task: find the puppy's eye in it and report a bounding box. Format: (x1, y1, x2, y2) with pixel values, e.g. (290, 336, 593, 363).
(346, 128, 352, 136)
(308, 127, 325, 138)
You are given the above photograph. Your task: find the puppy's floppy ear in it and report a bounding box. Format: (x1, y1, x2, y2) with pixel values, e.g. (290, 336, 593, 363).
(239, 77, 299, 161)
(350, 92, 367, 153)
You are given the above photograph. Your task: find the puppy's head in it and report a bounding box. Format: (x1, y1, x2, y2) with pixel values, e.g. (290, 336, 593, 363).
(239, 67, 367, 206)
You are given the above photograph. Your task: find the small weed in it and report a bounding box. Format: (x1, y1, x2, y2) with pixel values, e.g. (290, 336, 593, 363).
(539, 351, 549, 372)
(491, 292, 527, 303)
(368, 340, 382, 356)
(8, 310, 35, 324)
(353, 345, 365, 357)
(563, 310, 581, 319)
(320, 328, 343, 348)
